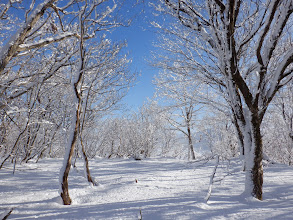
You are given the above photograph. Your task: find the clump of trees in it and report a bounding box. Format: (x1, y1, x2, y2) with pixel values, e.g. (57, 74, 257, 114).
(1, 0, 292, 205)
(262, 82, 293, 166)
(89, 101, 182, 159)
(152, 0, 293, 200)
(0, 0, 135, 205)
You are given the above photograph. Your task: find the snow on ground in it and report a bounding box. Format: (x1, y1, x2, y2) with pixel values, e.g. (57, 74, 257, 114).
(0, 157, 292, 219)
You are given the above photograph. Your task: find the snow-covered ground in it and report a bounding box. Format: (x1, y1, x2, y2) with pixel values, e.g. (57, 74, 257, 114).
(0, 157, 292, 219)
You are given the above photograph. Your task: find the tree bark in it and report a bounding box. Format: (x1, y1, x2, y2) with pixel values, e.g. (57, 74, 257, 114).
(251, 114, 263, 200)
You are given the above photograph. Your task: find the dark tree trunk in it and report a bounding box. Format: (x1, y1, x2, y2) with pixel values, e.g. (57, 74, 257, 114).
(251, 114, 263, 200)
(187, 126, 195, 160)
(186, 109, 195, 160)
(232, 113, 244, 157)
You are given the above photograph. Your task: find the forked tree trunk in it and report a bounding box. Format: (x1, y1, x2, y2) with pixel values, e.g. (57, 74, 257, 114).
(59, 21, 85, 204)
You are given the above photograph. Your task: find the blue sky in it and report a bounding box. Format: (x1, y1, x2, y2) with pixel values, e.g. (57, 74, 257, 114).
(110, 3, 159, 111)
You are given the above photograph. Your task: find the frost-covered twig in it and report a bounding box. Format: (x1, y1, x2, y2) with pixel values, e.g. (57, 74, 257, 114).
(205, 155, 219, 202)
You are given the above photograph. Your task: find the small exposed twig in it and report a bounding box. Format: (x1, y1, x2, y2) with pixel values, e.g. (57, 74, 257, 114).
(138, 208, 142, 220)
(1, 208, 14, 220)
(205, 155, 219, 202)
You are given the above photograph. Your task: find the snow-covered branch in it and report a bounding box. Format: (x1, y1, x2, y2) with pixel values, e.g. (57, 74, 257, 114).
(0, 0, 57, 74)
(18, 32, 80, 52)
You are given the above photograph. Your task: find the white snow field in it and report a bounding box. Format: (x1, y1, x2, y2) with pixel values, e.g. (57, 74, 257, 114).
(0, 158, 292, 220)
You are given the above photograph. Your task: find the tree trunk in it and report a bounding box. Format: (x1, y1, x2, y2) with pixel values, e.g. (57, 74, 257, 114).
(251, 114, 263, 200)
(232, 114, 245, 157)
(187, 126, 195, 160)
(243, 112, 263, 200)
(80, 136, 97, 186)
(59, 101, 80, 205)
(233, 115, 246, 171)
(186, 111, 195, 160)
(59, 16, 85, 204)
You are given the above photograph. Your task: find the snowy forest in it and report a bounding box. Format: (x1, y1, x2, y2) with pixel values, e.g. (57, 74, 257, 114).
(0, 0, 293, 219)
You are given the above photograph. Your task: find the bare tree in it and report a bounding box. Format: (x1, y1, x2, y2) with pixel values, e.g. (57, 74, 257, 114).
(58, 0, 134, 205)
(92, 101, 177, 159)
(0, 35, 76, 169)
(154, 72, 201, 160)
(262, 81, 293, 165)
(0, 0, 80, 78)
(198, 108, 238, 159)
(78, 38, 134, 185)
(0, 0, 79, 168)
(154, 0, 293, 200)
(0, 0, 135, 205)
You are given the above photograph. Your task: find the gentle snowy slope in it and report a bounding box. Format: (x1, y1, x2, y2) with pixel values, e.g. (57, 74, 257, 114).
(0, 158, 292, 219)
